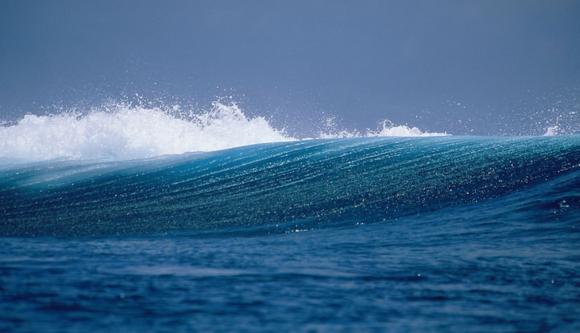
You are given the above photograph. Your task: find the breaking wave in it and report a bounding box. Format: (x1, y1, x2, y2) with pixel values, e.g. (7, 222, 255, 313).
(0, 101, 448, 163)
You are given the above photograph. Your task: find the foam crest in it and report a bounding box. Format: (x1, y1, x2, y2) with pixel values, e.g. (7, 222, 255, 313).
(369, 120, 450, 137)
(543, 126, 559, 136)
(0, 101, 451, 163)
(319, 119, 449, 138)
(0, 102, 293, 162)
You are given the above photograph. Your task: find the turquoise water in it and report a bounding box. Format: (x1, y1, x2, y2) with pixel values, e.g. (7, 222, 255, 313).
(1, 136, 580, 332)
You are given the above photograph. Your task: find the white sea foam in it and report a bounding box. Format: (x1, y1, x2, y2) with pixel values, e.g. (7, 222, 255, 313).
(0, 102, 292, 162)
(543, 126, 559, 136)
(369, 120, 450, 137)
(0, 101, 448, 162)
(319, 119, 449, 139)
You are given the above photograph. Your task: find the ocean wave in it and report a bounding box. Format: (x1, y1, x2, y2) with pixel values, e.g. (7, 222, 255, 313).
(2, 135, 579, 237)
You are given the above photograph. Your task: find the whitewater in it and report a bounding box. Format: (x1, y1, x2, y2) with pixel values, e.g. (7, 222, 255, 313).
(1, 102, 579, 332)
(0, 101, 448, 163)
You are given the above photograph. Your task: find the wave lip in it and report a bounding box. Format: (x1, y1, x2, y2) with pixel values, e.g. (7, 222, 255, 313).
(0, 101, 455, 163)
(318, 119, 449, 139)
(369, 120, 450, 137)
(0, 102, 293, 162)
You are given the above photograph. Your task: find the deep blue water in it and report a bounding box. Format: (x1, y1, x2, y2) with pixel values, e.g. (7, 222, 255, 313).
(1, 136, 580, 332)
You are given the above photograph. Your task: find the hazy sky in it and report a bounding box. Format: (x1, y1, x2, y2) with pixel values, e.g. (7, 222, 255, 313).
(1, 0, 579, 136)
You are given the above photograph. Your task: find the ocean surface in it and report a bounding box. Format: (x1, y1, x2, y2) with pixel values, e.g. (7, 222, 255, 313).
(1, 105, 579, 332)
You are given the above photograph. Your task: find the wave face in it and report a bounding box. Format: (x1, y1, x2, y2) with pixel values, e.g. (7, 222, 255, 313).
(1, 135, 579, 237)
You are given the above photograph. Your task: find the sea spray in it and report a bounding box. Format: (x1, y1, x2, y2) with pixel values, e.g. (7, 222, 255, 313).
(0, 102, 292, 162)
(317, 117, 449, 139)
(369, 120, 450, 137)
(1, 101, 449, 163)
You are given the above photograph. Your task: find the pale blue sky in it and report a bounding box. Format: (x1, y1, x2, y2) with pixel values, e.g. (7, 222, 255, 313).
(1, 0, 579, 135)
